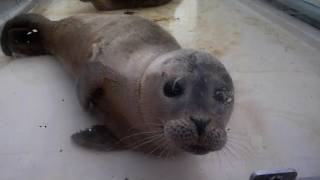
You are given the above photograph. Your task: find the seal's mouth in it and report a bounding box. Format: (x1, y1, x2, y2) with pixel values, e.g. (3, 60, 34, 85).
(163, 118, 227, 155)
(185, 145, 211, 155)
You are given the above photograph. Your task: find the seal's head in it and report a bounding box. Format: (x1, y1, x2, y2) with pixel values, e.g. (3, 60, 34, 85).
(140, 49, 234, 155)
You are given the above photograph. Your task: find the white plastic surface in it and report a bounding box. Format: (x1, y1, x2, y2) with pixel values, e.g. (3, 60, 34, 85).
(1, 0, 320, 179)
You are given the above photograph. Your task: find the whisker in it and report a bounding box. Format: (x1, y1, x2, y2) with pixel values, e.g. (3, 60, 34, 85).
(216, 151, 222, 170)
(148, 138, 167, 155)
(143, 122, 163, 126)
(227, 138, 253, 155)
(227, 141, 253, 159)
(168, 151, 175, 160)
(227, 135, 249, 142)
(169, 149, 176, 160)
(227, 136, 249, 143)
(129, 134, 163, 150)
(125, 133, 161, 149)
(219, 149, 228, 166)
(228, 132, 248, 140)
(160, 140, 171, 159)
(166, 141, 175, 160)
(159, 146, 167, 159)
(221, 147, 235, 169)
(116, 130, 162, 144)
(225, 144, 239, 161)
(126, 123, 163, 132)
(165, 148, 171, 160)
(228, 135, 252, 147)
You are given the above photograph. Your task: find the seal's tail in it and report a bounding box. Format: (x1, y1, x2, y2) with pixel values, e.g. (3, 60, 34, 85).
(1, 14, 52, 56)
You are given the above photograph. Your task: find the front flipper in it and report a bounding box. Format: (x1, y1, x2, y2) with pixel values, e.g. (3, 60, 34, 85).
(72, 125, 123, 151)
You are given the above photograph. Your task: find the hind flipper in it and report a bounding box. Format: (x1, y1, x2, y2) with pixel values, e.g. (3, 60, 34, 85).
(1, 14, 51, 56)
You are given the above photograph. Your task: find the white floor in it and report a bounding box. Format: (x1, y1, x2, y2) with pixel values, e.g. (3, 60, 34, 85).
(1, 0, 320, 179)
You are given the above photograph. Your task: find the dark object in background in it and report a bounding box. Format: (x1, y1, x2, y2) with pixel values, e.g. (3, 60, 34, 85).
(263, 0, 320, 29)
(250, 168, 320, 180)
(80, 0, 172, 10)
(250, 168, 298, 180)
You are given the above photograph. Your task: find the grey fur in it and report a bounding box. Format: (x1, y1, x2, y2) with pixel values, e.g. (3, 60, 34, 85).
(1, 14, 234, 156)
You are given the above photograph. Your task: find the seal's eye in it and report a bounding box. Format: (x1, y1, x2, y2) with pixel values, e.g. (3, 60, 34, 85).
(214, 87, 233, 103)
(163, 79, 184, 97)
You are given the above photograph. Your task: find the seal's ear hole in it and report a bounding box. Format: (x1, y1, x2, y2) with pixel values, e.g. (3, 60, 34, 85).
(163, 79, 184, 98)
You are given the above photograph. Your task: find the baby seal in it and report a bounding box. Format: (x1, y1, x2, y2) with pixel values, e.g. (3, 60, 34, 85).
(1, 14, 234, 156)
(80, 0, 172, 10)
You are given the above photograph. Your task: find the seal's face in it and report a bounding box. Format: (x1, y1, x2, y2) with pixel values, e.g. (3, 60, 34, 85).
(140, 50, 234, 155)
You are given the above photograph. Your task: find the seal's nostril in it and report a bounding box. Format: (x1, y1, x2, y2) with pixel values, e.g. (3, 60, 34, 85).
(190, 117, 208, 136)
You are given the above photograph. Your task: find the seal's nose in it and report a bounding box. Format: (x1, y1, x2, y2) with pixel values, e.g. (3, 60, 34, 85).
(190, 117, 210, 136)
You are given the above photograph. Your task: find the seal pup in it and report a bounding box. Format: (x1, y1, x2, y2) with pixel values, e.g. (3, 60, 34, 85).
(1, 14, 234, 156)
